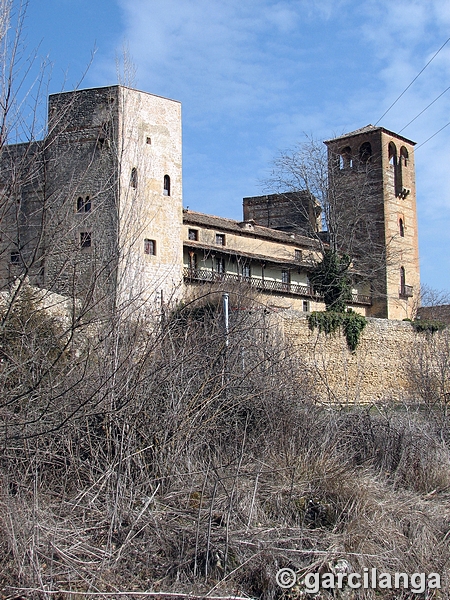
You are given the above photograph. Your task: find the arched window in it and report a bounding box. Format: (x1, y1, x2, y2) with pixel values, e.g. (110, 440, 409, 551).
(130, 168, 138, 189)
(77, 196, 91, 213)
(388, 142, 403, 196)
(400, 146, 408, 167)
(388, 142, 397, 166)
(399, 218, 405, 237)
(359, 142, 372, 163)
(163, 174, 171, 196)
(340, 146, 352, 169)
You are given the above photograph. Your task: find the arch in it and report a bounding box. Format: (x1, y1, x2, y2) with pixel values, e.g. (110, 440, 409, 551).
(388, 142, 397, 166)
(163, 174, 171, 196)
(130, 167, 138, 189)
(388, 142, 403, 196)
(400, 146, 409, 167)
(359, 142, 372, 163)
(340, 146, 352, 169)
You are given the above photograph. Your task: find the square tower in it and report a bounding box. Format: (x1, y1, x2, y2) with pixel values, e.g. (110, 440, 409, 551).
(324, 125, 420, 319)
(43, 85, 183, 312)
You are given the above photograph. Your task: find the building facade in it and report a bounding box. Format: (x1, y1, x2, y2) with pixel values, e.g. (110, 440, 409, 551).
(0, 86, 419, 318)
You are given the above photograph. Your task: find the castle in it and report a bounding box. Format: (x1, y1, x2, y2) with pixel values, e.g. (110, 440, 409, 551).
(0, 85, 420, 319)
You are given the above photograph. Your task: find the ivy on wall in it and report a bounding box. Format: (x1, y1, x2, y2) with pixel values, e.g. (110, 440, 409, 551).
(307, 309, 367, 353)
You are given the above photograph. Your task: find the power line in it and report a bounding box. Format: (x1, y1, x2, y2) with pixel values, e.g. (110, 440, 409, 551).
(399, 83, 450, 133)
(415, 121, 450, 150)
(375, 36, 450, 125)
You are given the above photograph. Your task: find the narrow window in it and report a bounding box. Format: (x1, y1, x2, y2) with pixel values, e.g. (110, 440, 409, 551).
(341, 146, 352, 169)
(10, 251, 19, 264)
(80, 232, 92, 248)
(359, 142, 372, 163)
(130, 168, 138, 189)
(242, 264, 251, 279)
(77, 196, 91, 213)
(295, 249, 302, 261)
(215, 233, 225, 246)
(399, 218, 405, 237)
(163, 174, 170, 196)
(388, 142, 397, 166)
(400, 266, 406, 295)
(302, 300, 309, 312)
(188, 228, 199, 241)
(282, 270, 290, 286)
(144, 239, 156, 255)
(389, 142, 402, 196)
(400, 146, 408, 167)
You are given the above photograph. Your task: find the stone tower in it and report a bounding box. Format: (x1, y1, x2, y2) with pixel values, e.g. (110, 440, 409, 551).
(324, 125, 420, 319)
(44, 85, 183, 311)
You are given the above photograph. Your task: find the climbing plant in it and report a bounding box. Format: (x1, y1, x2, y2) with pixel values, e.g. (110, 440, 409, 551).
(412, 319, 446, 334)
(307, 309, 367, 353)
(309, 250, 352, 313)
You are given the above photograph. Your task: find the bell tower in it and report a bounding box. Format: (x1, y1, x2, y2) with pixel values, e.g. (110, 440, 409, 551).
(325, 125, 420, 319)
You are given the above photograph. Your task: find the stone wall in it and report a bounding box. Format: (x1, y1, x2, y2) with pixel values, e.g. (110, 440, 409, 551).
(281, 311, 423, 403)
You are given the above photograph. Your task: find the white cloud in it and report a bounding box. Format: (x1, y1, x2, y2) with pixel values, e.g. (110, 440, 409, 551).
(109, 0, 450, 289)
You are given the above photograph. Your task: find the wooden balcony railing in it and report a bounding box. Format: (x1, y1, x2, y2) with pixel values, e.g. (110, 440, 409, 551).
(183, 268, 372, 306)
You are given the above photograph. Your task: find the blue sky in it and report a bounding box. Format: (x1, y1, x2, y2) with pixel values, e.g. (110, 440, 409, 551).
(21, 0, 450, 292)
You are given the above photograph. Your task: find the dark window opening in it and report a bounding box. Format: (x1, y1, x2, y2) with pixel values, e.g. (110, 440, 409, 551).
(163, 174, 171, 196)
(389, 142, 403, 196)
(399, 218, 405, 237)
(130, 168, 138, 189)
(295, 249, 302, 261)
(188, 228, 198, 241)
(146, 137, 152, 145)
(303, 300, 309, 312)
(359, 142, 372, 163)
(77, 196, 91, 213)
(388, 142, 397, 166)
(340, 146, 352, 169)
(400, 146, 409, 167)
(144, 239, 156, 255)
(80, 232, 92, 248)
(10, 251, 19, 264)
(215, 233, 225, 246)
(282, 270, 290, 286)
(400, 266, 406, 295)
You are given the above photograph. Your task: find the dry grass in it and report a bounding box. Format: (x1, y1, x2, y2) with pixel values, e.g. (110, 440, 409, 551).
(0, 294, 449, 598)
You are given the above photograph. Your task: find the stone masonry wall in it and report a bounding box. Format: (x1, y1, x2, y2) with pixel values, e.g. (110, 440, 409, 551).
(281, 311, 422, 403)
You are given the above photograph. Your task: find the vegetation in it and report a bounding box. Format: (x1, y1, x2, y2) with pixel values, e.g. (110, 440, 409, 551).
(0, 5, 448, 599)
(308, 309, 367, 353)
(309, 249, 352, 313)
(306, 250, 367, 352)
(412, 319, 447, 334)
(0, 289, 449, 599)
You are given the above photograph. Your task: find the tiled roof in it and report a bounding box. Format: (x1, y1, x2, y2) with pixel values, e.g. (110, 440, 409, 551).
(183, 210, 320, 248)
(324, 125, 416, 146)
(183, 240, 312, 269)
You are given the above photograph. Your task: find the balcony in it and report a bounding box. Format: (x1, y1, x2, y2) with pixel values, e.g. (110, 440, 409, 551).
(183, 268, 372, 306)
(399, 284, 414, 298)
